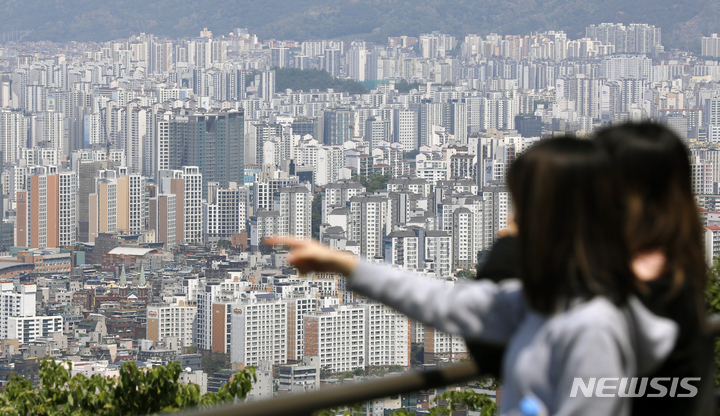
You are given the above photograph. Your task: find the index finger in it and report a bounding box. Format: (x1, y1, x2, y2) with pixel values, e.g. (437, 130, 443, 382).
(264, 236, 309, 248)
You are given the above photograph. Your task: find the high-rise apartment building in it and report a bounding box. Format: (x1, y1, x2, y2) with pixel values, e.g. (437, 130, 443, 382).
(271, 48, 289, 69)
(116, 169, 146, 234)
(158, 167, 203, 244)
(424, 326, 468, 362)
(146, 300, 197, 347)
(393, 109, 418, 151)
(383, 230, 419, 269)
(482, 183, 512, 251)
(347, 42, 367, 81)
(285, 294, 318, 362)
(324, 49, 341, 77)
(304, 305, 366, 373)
(16, 166, 76, 249)
(703, 34, 720, 58)
(230, 293, 288, 367)
(259, 70, 276, 102)
(0, 110, 28, 165)
(195, 274, 247, 354)
(149, 193, 177, 249)
(88, 170, 118, 243)
(348, 195, 389, 259)
(203, 181, 248, 242)
(278, 185, 312, 238)
(419, 230, 452, 277)
(364, 117, 392, 151)
(363, 301, 410, 367)
(250, 211, 281, 247)
(252, 166, 298, 212)
(692, 156, 715, 195)
(322, 180, 366, 223)
(323, 109, 353, 146)
(166, 111, 244, 196)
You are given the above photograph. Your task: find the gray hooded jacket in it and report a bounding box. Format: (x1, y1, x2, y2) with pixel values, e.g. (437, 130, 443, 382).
(349, 261, 679, 416)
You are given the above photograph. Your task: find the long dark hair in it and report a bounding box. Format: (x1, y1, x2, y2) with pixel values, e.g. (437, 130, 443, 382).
(593, 122, 706, 314)
(508, 137, 633, 314)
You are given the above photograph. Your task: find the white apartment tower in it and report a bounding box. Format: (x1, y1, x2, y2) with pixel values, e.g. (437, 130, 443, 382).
(279, 185, 312, 238)
(195, 274, 248, 353)
(230, 293, 288, 367)
(394, 109, 418, 151)
(322, 180, 365, 223)
(692, 156, 715, 195)
(363, 301, 410, 367)
(57, 170, 77, 247)
(348, 195, 389, 260)
(0, 283, 63, 344)
(204, 182, 248, 242)
(146, 300, 197, 347)
(423, 230, 452, 277)
(0, 110, 28, 165)
(250, 211, 281, 247)
(158, 167, 203, 244)
(383, 230, 419, 269)
(482, 184, 511, 250)
(303, 305, 366, 373)
(285, 294, 317, 362)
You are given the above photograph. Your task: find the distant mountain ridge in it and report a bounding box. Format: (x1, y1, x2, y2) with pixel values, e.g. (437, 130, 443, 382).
(0, 0, 716, 48)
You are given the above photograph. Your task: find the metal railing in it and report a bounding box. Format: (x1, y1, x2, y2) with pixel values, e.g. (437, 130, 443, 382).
(179, 361, 482, 416)
(171, 313, 720, 416)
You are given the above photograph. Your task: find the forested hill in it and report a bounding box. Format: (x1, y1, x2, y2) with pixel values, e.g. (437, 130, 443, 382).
(0, 0, 716, 47)
(275, 69, 367, 95)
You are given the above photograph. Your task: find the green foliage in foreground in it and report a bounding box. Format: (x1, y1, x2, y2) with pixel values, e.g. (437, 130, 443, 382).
(315, 388, 497, 416)
(0, 359, 255, 416)
(392, 389, 497, 416)
(706, 259, 720, 389)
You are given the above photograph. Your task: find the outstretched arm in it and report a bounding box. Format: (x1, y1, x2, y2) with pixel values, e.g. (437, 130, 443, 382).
(266, 236, 526, 343)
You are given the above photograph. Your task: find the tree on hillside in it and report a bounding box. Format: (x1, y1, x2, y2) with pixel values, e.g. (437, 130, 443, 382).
(411, 344, 424, 367)
(0, 359, 255, 415)
(320, 365, 334, 380)
(351, 173, 391, 193)
(202, 352, 231, 376)
(312, 193, 322, 240)
(403, 149, 420, 160)
(275, 68, 367, 95)
(394, 79, 422, 93)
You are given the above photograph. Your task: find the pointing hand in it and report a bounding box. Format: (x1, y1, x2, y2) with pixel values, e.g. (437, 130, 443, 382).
(264, 236, 359, 277)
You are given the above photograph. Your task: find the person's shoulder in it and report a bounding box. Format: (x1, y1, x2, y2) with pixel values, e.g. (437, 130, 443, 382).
(549, 297, 627, 340)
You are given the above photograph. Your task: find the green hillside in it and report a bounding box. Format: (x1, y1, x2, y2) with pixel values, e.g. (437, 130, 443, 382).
(0, 0, 715, 47)
(275, 68, 368, 94)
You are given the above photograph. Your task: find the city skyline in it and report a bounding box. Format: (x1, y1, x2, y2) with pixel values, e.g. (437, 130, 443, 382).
(0, 19, 718, 414)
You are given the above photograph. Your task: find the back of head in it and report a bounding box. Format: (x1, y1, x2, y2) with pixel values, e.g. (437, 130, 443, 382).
(593, 122, 705, 303)
(508, 137, 632, 314)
